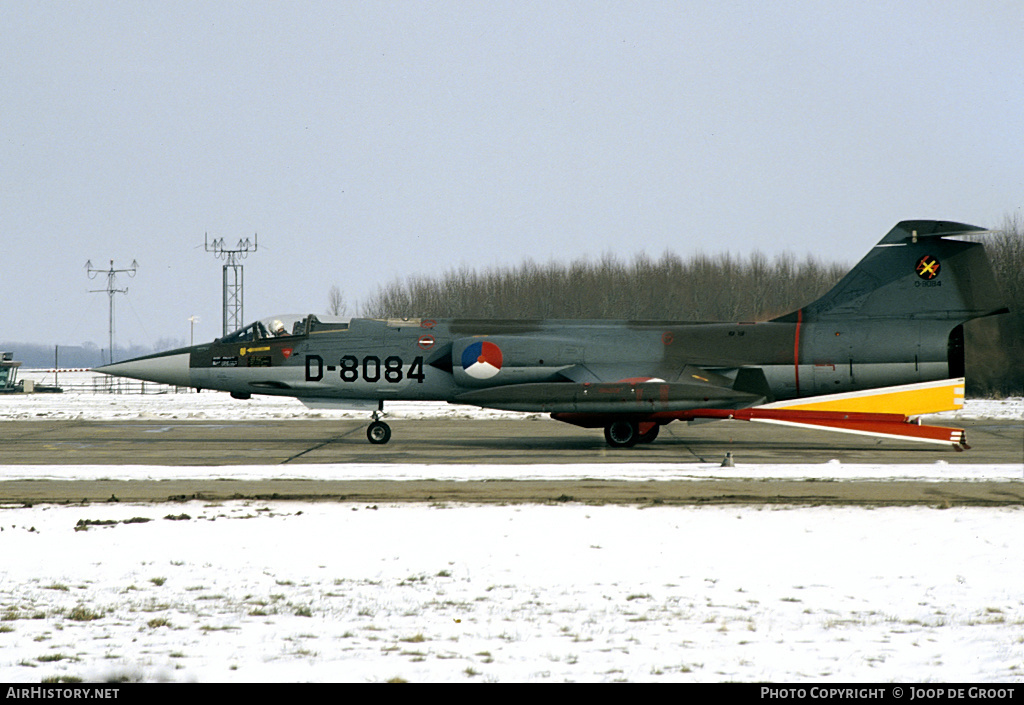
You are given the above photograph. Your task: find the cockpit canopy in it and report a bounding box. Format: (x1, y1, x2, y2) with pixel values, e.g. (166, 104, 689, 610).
(217, 314, 350, 344)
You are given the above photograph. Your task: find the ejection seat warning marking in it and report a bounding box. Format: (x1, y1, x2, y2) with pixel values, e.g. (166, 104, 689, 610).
(240, 346, 271, 356)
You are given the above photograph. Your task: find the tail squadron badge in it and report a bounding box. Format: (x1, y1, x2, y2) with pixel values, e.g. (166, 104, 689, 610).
(915, 255, 941, 280)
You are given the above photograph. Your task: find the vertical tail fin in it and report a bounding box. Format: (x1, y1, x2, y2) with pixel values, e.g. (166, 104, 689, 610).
(774, 221, 1008, 323)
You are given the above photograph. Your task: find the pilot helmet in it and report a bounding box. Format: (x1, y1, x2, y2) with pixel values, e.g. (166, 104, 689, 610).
(272, 320, 286, 333)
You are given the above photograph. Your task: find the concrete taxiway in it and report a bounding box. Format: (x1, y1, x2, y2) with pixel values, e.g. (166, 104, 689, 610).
(1, 418, 1020, 506)
(1, 417, 1020, 466)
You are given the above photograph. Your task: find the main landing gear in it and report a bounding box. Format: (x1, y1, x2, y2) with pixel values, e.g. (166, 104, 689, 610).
(366, 403, 392, 444)
(603, 420, 660, 448)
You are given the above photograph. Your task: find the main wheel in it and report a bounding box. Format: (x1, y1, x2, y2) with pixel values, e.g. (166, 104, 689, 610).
(637, 424, 660, 444)
(366, 420, 392, 445)
(604, 420, 639, 448)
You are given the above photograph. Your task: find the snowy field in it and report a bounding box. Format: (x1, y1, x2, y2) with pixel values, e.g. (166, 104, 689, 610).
(1, 372, 1022, 682)
(0, 502, 1021, 683)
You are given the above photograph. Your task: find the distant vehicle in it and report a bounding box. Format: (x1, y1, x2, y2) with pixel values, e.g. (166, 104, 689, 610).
(98, 221, 1008, 449)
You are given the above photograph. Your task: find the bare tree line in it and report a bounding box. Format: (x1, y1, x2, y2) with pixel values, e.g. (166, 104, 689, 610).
(963, 215, 1024, 395)
(360, 250, 849, 322)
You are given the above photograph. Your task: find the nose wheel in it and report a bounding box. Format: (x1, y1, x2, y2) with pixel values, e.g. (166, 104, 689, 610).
(366, 403, 392, 444)
(367, 420, 392, 444)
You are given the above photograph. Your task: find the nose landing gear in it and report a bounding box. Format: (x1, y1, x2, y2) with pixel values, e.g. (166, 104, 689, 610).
(367, 419, 391, 444)
(366, 403, 391, 444)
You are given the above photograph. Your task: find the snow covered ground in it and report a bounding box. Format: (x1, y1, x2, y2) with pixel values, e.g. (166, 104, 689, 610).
(1, 502, 1022, 683)
(1, 372, 1022, 682)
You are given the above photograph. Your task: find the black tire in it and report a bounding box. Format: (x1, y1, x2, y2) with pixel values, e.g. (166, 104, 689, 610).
(604, 420, 639, 448)
(366, 420, 392, 445)
(638, 424, 660, 444)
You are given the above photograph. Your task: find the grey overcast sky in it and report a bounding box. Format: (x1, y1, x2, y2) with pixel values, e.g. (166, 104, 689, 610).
(3, 1, 1023, 349)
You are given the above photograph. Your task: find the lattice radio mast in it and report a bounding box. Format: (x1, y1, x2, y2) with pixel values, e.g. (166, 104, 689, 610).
(86, 259, 139, 365)
(204, 234, 258, 337)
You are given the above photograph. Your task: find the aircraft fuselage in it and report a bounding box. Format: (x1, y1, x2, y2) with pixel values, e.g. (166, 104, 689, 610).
(153, 314, 957, 411)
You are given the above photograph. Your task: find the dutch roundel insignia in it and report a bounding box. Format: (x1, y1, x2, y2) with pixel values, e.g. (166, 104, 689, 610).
(461, 341, 503, 380)
(915, 255, 940, 280)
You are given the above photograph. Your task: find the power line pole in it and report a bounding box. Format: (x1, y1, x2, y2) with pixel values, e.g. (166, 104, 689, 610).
(204, 234, 258, 337)
(188, 315, 200, 347)
(86, 259, 138, 365)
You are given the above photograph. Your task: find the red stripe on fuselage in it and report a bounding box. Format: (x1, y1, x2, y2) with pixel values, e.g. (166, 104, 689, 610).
(794, 308, 802, 395)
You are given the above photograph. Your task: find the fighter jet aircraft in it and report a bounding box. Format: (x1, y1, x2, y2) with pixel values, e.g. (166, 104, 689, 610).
(97, 221, 1008, 449)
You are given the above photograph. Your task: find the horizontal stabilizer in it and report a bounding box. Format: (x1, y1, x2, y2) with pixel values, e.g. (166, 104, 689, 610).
(877, 220, 989, 244)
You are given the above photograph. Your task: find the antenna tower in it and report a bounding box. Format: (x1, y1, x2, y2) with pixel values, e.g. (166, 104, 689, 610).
(204, 234, 258, 336)
(86, 259, 139, 365)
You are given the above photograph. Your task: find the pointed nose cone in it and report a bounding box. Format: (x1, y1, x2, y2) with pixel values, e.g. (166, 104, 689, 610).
(95, 350, 192, 387)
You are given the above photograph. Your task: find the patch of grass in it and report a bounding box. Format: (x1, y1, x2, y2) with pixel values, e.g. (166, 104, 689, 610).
(149, 577, 166, 587)
(139, 602, 171, 613)
(38, 653, 74, 663)
(66, 605, 102, 622)
(74, 518, 117, 531)
(400, 633, 427, 643)
(147, 617, 172, 628)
